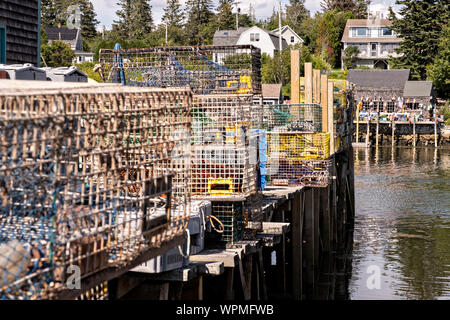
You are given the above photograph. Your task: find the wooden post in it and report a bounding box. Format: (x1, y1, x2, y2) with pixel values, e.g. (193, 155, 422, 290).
(434, 110, 438, 148)
(413, 114, 416, 147)
(366, 118, 370, 147)
(376, 106, 379, 147)
(321, 74, 329, 133)
(292, 193, 303, 300)
(320, 186, 331, 252)
(355, 102, 360, 143)
(304, 63, 313, 104)
(313, 69, 321, 104)
(327, 82, 334, 154)
(304, 189, 315, 293)
(392, 117, 395, 147)
(291, 50, 301, 104)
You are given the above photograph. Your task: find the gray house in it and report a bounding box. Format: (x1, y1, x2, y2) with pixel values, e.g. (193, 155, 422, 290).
(403, 81, 436, 109)
(0, 0, 41, 66)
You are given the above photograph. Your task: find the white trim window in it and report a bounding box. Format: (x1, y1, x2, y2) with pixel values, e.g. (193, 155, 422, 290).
(250, 33, 260, 42)
(352, 27, 368, 37)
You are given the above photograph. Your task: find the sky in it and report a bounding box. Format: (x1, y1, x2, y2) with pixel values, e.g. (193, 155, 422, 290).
(91, 0, 398, 30)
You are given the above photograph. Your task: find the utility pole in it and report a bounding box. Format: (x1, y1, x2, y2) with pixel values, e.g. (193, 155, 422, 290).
(278, 0, 282, 54)
(165, 22, 168, 45)
(235, 2, 241, 31)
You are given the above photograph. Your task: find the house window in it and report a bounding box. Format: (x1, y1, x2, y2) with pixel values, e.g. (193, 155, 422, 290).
(353, 27, 368, 37)
(380, 27, 393, 36)
(290, 36, 295, 43)
(250, 33, 260, 42)
(0, 25, 6, 64)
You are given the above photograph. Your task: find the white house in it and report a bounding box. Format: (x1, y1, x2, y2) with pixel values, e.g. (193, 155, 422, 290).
(341, 17, 403, 69)
(271, 25, 304, 46)
(44, 27, 94, 64)
(213, 26, 288, 58)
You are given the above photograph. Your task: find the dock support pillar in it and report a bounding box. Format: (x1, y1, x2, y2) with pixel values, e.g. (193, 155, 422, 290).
(292, 193, 303, 300)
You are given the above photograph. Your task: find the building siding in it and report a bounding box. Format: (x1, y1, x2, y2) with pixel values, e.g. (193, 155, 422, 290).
(0, 0, 40, 65)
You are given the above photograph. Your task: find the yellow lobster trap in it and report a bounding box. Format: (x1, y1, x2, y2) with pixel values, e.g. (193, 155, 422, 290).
(267, 132, 330, 160)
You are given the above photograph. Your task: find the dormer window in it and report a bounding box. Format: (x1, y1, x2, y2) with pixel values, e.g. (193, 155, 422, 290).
(380, 27, 393, 36)
(352, 27, 368, 37)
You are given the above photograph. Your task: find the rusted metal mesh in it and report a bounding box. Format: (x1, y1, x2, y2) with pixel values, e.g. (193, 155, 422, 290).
(0, 84, 191, 299)
(99, 45, 262, 95)
(190, 94, 260, 200)
(243, 192, 263, 237)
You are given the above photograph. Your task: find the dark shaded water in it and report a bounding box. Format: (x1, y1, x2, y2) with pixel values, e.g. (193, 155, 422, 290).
(349, 147, 450, 300)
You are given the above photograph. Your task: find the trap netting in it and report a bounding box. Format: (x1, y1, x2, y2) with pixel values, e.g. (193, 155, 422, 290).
(263, 104, 323, 133)
(190, 94, 260, 200)
(0, 83, 191, 299)
(99, 45, 262, 95)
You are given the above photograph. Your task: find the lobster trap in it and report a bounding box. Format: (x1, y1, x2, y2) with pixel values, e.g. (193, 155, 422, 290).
(99, 45, 262, 95)
(207, 201, 245, 244)
(0, 83, 191, 299)
(263, 104, 323, 133)
(267, 132, 330, 161)
(190, 94, 260, 200)
(266, 158, 333, 187)
(243, 192, 264, 238)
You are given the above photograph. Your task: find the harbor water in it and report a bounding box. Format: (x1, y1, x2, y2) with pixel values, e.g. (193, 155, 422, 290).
(349, 147, 450, 300)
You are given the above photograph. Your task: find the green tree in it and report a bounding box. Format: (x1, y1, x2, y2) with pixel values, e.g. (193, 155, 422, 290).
(41, 0, 58, 26)
(321, 0, 370, 18)
(79, 0, 99, 39)
(265, 6, 282, 31)
(428, 25, 450, 98)
(285, 0, 310, 36)
(316, 10, 353, 68)
(216, 0, 235, 30)
(185, 0, 214, 45)
(162, 0, 184, 28)
(41, 40, 75, 67)
(343, 45, 360, 69)
(113, 0, 153, 40)
(389, 1, 449, 80)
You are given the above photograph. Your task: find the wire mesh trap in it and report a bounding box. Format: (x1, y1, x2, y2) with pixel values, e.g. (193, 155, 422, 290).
(0, 84, 191, 299)
(207, 201, 245, 244)
(263, 104, 323, 133)
(99, 45, 262, 95)
(266, 158, 333, 187)
(267, 132, 331, 161)
(190, 94, 260, 200)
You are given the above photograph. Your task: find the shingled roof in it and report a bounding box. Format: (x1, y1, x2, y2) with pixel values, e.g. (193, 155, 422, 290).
(213, 28, 249, 46)
(341, 19, 402, 43)
(403, 81, 434, 97)
(347, 69, 410, 90)
(45, 27, 79, 41)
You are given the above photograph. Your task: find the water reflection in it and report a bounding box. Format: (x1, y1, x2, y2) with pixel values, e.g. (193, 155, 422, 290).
(350, 147, 450, 300)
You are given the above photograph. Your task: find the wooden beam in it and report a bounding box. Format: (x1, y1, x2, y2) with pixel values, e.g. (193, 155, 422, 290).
(313, 69, 321, 104)
(291, 50, 300, 104)
(304, 63, 313, 104)
(328, 82, 335, 154)
(321, 74, 328, 132)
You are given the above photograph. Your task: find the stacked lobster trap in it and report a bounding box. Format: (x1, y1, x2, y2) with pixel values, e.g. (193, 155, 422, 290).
(0, 83, 191, 299)
(99, 45, 265, 245)
(264, 104, 334, 187)
(99, 45, 262, 95)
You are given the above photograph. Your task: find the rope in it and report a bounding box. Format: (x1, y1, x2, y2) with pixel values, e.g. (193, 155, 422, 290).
(209, 215, 225, 234)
